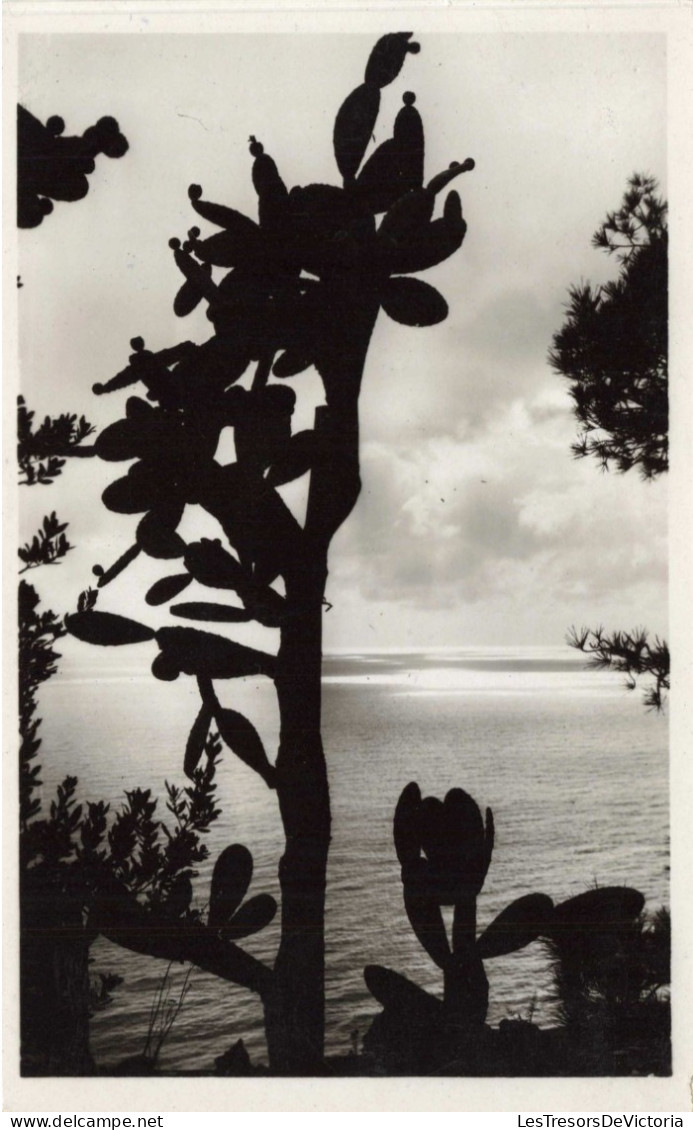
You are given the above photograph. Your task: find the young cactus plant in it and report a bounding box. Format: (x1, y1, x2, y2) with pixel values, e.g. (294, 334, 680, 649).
(365, 783, 554, 1047)
(365, 783, 651, 1073)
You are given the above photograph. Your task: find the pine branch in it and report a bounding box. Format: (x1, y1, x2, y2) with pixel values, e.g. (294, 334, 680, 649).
(549, 175, 668, 480)
(568, 625, 670, 710)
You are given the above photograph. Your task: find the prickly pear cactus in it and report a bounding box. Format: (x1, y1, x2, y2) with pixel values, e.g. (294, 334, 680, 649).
(391, 783, 552, 1025)
(364, 782, 648, 1073)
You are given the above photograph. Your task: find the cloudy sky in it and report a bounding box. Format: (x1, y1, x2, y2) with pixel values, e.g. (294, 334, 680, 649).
(16, 26, 668, 650)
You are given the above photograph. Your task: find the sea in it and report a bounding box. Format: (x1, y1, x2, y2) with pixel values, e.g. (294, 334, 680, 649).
(36, 645, 669, 1072)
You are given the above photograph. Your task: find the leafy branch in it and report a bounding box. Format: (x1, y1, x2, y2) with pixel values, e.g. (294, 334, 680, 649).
(78, 733, 224, 919)
(19, 512, 72, 572)
(18, 395, 95, 485)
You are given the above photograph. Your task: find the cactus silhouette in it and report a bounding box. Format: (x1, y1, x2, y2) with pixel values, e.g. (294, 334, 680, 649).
(65, 33, 474, 1072)
(364, 782, 650, 1073)
(17, 105, 128, 227)
(366, 783, 553, 1044)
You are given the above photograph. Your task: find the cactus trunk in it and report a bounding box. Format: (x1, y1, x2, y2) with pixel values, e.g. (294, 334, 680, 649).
(267, 565, 330, 1073)
(264, 291, 379, 1072)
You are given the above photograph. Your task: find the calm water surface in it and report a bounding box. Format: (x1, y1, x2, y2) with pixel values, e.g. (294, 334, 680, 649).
(38, 646, 669, 1071)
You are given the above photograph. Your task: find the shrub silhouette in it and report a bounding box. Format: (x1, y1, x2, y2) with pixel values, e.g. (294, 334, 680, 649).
(542, 898, 670, 1074)
(19, 582, 277, 1076)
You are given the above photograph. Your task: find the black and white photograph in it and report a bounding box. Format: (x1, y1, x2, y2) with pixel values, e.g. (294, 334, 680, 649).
(6, 0, 692, 1113)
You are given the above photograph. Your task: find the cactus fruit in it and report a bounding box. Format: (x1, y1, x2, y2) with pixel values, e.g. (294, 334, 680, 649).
(93, 340, 156, 397)
(83, 115, 129, 160)
(45, 115, 65, 136)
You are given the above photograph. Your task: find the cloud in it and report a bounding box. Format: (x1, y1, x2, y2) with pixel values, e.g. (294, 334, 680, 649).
(459, 287, 562, 367)
(330, 389, 667, 633)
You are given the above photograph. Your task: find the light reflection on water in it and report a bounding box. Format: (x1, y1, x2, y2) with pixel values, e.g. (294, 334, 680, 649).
(36, 648, 668, 1071)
